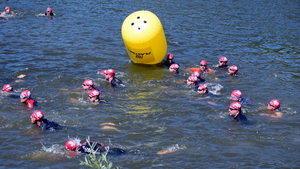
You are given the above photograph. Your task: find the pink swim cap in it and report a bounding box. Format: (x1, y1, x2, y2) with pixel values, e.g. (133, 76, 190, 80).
(188, 75, 198, 82)
(219, 56, 228, 62)
(20, 90, 31, 98)
(47, 7, 52, 12)
(2, 84, 13, 92)
(65, 140, 79, 151)
(230, 102, 242, 110)
(231, 90, 242, 98)
(169, 63, 180, 70)
(167, 54, 174, 60)
(200, 60, 207, 65)
(5, 6, 10, 10)
(83, 79, 94, 86)
(89, 89, 100, 97)
(31, 110, 44, 121)
(269, 99, 280, 109)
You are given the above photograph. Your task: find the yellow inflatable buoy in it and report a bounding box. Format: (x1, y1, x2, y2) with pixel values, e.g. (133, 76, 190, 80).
(121, 11, 167, 64)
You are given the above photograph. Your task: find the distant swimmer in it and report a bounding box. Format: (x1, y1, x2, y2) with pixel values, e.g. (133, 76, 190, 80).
(164, 53, 176, 67)
(230, 90, 252, 104)
(169, 63, 180, 73)
(98, 69, 123, 87)
(218, 56, 228, 68)
(0, 6, 14, 17)
(20, 90, 36, 109)
(82, 79, 96, 91)
(2, 84, 13, 93)
(228, 65, 238, 76)
(65, 140, 125, 155)
(229, 102, 247, 122)
(30, 110, 61, 131)
(88, 89, 105, 103)
(197, 84, 208, 94)
(36, 7, 55, 17)
(260, 99, 283, 118)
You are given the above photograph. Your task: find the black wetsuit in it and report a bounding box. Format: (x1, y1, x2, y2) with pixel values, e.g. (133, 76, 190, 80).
(111, 78, 123, 87)
(234, 112, 247, 122)
(164, 60, 175, 67)
(78, 142, 125, 155)
(44, 12, 54, 16)
(39, 119, 61, 131)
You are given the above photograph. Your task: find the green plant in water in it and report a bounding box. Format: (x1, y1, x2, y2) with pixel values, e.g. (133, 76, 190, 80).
(79, 137, 113, 169)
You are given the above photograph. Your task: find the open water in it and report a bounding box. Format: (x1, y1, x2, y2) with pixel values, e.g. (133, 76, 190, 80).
(1, 0, 299, 168)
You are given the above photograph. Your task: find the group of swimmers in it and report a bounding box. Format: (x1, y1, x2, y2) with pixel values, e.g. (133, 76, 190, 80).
(0, 6, 54, 18)
(1, 68, 125, 155)
(163, 54, 282, 122)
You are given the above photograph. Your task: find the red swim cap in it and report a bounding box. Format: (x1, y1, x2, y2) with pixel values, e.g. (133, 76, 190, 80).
(192, 70, 202, 78)
(229, 65, 238, 71)
(170, 63, 180, 70)
(2, 84, 13, 92)
(198, 84, 208, 90)
(5, 6, 10, 10)
(219, 56, 228, 62)
(89, 89, 100, 97)
(269, 99, 280, 109)
(188, 75, 198, 82)
(200, 60, 207, 65)
(47, 7, 52, 11)
(83, 79, 94, 86)
(231, 90, 242, 98)
(230, 102, 242, 109)
(65, 140, 79, 151)
(20, 90, 31, 98)
(31, 110, 44, 121)
(167, 53, 174, 60)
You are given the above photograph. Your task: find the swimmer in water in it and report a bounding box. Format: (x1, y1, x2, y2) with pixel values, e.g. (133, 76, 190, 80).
(230, 90, 252, 104)
(229, 102, 247, 122)
(20, 90, 35, 109)
(30, 110, 61, 131)
(197, 84, 208, 94)
(0, 6, 14, 17)
(169, 63, 180, 73)
(88, 89, 101, 103)
(98, 69, 123, 87)
(82, 79, 96, 91)
(191, 70, 206, 83)
(164, 53, 176, 67)
(228, 65, 238, 76)
(186, 75, 198, 86)
(65, 140, 125, 155)
(2, 84, 13, 93)
(199, 60, 214, 73)
(45, 7, 54, 16)
(260, 99, 283, 118)
(218, 56, 228, 68)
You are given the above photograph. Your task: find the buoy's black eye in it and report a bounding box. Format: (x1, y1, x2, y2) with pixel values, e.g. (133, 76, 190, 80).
(144, 20, 147, 23)
(138, 27, 141, 30)
(131, 22, 134, 26)
(137, 16, 140, 19)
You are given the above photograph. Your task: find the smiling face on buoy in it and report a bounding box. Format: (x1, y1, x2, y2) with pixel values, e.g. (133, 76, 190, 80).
(121, 11, 167, 64)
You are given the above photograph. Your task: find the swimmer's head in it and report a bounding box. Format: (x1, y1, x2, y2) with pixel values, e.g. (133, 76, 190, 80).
(65, 140, 79, 151)
(268, 99, 280, 110)
(89, 89, 100, 97)
(169, 63, 180, 72)
(229, 102, 242, 117)
(5, 6, 10, 10)
(199, 60, 208, 71)
(191, 70, 202, 79)
(20, 90, 31, 98)
(2, 84, 13, 93)
(166, 53, 174, 60)
(106, 69, 115, 78)
(219, 56, 228, 66)
(231, 90, 242, 101)
(187, 75, 198, 85)
(82, 79, 94, 89)
(30, 110, 44, 121)
(228, 65, 238, 75)
(198, 84, 208, 94)
(46, 7, 52, 12)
